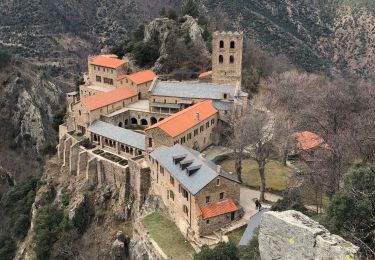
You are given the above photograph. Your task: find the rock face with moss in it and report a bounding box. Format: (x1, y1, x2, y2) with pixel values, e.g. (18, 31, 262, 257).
(258, 210, 359, 260)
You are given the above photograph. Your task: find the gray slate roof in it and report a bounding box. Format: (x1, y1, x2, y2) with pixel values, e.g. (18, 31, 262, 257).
(87, 120, 145, 150)
(150, 144, 239, 195)
(151, 81, 248, 100)
(212, 100, 234, 111)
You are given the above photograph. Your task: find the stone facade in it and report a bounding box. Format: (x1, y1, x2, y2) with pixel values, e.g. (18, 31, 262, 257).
(145, 113, 218, 152)
(148, 156, 240, 238)
(212, 31, 243, 85)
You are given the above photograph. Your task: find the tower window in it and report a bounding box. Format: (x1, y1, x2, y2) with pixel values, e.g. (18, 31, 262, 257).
(230, 41, 235, 48)
(219, 55, 224, 64)
(230, 55, 235, 64)
(219, 40, 224, 48)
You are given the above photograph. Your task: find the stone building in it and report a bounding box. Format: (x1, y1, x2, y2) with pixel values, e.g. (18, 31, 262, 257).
(212, 31, 243, 85)
(145, 100, 219, 152)
(60, 30, 248, 243)
(149, 144, 241, 237)
(71, 86, 138, 133)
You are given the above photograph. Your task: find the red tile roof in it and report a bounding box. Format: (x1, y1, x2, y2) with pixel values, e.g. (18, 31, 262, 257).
(200, 199, 238, 220)
(145, 100, 218, 137)
(294, 131, 329, 151)
(198, 70, 212, 78)
(126, 70, 157, 85)
(81, 86, 137, 111)
(90, 55, 126, 69)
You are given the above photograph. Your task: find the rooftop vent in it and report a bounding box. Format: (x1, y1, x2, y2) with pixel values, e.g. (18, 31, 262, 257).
(180, 159, 194, 170)
(173, 154, 187, 165)
(186, 165, 202, 176)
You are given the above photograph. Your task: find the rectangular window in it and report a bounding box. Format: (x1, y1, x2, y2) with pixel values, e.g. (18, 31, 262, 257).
(187, 133, 192, 140)
(160, 166, 164, 175)
(148, 138, 153, 148)
(206, 219, 210, 224)
(194, 129, 198, 136)
(96, 76, 101, 82)
(211, 119, 215, 126)
(206, 122, 210, 128)
(182, 188, 189, 201)
(206, 196, 210, 203)
(183, 205, 189, 216)
(220, 192, 224, 199)
(170, 190, 175, 201)
(200, 125, 204, 132)
(216, 178, 220, 186)
(170, 176, 175, 186)
(181, 136, 186, 144)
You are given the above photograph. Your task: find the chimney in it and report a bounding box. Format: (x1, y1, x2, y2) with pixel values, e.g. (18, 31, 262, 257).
(196, 112, 200, 121)
(216, 165, 222, 173)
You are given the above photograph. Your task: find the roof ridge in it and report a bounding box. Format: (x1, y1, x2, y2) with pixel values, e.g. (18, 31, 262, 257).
(145, 100, 212, 131)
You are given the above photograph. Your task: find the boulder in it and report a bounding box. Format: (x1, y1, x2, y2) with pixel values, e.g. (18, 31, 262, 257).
(258, 210, 359, 260)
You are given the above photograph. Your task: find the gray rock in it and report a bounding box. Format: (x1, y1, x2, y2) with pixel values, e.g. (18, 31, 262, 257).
(258, 210, 359, 260)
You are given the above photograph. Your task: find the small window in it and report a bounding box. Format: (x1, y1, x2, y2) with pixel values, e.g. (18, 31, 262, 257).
(187, 133, 192, 140)
(223, 93, 228, 99)
(183, 205, 189, 216)
(194, 129, 198, 136)
(230, 55, 234, 64)
(206, 122, 210, 129)
(79, 110, 81, 116)
(211, 119, 215, 126)
(219, 40, 224, 48)
(170, 190, 175, 201)
(206, 219, 210, 224)
(230, 41, 235, 48)
(94, 66, 96, 70)
(220, 192, 224, 199)
(206, 196, 210, 203)
(96, 76, 101, 82)
(170, 176, 175, 186)
(160, 166, 164, 175)
(148, 138, 153, 148)
(219, 55, 224, 64)
(216, 178, 220, 186)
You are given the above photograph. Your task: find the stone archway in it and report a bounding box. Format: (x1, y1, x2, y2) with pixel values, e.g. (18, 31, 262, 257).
(150, 117, 157, 125)
(131, 118, 138, 125)
(141, 119, 148, 126)
(118, 122, 123, 127)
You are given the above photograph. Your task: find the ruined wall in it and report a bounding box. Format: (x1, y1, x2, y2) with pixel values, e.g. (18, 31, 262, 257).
(258, 210, 359, 260)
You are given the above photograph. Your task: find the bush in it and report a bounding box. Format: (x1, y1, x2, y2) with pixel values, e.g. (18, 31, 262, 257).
(181, 0, 199, 18)
(80, 138, 95, 149)
(0, 51, 11, 69)
(132, 41, 159, 67)
(271, 189, 308, 214)
(195, 242, 239, 260)
(0, 233, 16, 260)
(167, 8, 178, 20)
(1, 174, 40, 238)
(239, 228, 260, 259)
(33, 204, 64, 260)
(61, 185, 70, 207)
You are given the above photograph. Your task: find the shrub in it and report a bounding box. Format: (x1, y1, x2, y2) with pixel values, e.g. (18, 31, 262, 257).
(61, 185, 70, 207)
(0, 233, 16, 260)
(181, 0, 199, 18)
(195, 242, 239, 260)
(167, 8, 178, 20)
(132, 41, 159, 67)
(33, 204, 64, 260)
(271, 189, 308, 214)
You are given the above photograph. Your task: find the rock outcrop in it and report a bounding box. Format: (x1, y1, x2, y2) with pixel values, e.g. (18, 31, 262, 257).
(258, 210, 359, 260)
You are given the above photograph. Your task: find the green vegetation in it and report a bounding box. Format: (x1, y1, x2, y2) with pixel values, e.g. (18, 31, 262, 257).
(61, 185, 70, 207)
(321, 164, 375, 257)
(52, 108, 66, 131)
(195, 242, 239, 260)
(239, 228, 261, 259)
(0, 233, 16, 260)
(0, 50, 11, 68)
(142, 213, 195, 259)
(181, 0, 200, 18)
(271, 190, 308, 214)
(1, 174, 40, 238)
(220, 159, 292, 191)
(33, 204, 64, 260)
(228, 225, 247, 245)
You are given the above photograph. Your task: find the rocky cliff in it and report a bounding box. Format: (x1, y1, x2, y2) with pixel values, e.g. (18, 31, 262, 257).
(258, 210, 359, 260)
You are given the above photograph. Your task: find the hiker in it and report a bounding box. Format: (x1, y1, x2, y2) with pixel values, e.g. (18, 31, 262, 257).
(255, 199, 262, 211)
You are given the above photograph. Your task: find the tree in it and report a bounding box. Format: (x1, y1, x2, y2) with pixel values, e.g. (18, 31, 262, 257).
(322, 164, 375, 258)
(167, 8, 178, 20)
(0, 51, 11, 69)
(181, 0, 199, 18)
(33, 204, 64, 260)
(0, 233, 16, 260)
(195, 242, 239, 260)
(132, 24, 145, 42)
(243, 110, 275, 202)
(132, 41, 159, 67)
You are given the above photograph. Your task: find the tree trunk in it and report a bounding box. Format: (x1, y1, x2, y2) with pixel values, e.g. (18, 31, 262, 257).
(258, 160, 266, 202)
(235, 156, 243, 183)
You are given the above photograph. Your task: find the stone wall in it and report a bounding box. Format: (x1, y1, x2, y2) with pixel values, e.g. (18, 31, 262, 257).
(258, 210, 359, 260)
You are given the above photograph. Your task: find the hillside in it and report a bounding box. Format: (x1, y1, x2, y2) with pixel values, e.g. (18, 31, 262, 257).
(204, 0, 374, 79)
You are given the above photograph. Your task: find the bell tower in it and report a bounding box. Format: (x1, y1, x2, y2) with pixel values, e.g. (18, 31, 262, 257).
(212, 31, 243, 86)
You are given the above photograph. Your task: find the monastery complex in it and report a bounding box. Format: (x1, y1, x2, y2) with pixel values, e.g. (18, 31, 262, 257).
(59, 31, 249, 242)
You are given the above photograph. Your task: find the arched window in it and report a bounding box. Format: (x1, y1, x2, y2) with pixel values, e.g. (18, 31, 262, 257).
(79, 110, 81, 116)
(219, 55, 224, 64)
(125, 119, 128, 125)
(183, 205, 189, 216)
(150, 117, 157, 125)
(131, 118, 138, 125)
(130, 148, 134, 155)
(141, 119, 148, 126)
(230, 55, 234, 64)
(219, 40, 224, 48)
(118, 122, 123, 128)
(230, 41, 235, 48)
